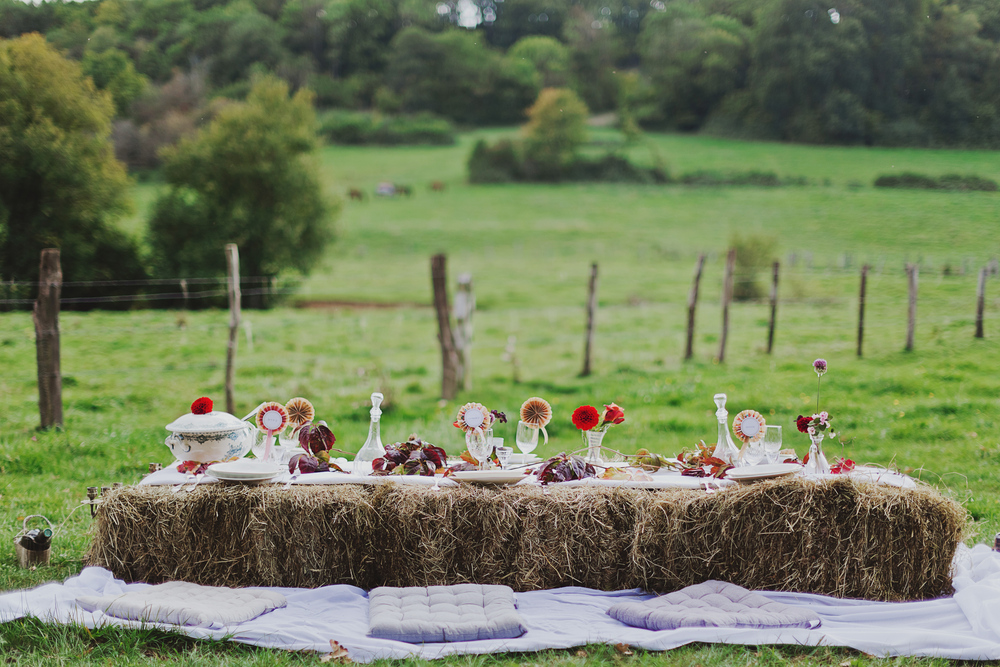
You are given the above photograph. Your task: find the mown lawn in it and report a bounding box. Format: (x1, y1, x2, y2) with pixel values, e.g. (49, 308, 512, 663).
(1, 129, 998, 664)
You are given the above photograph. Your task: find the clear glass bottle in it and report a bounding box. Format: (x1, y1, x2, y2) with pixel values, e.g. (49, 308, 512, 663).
(712, 393, 742, 465)
(353, 392, 385, 473)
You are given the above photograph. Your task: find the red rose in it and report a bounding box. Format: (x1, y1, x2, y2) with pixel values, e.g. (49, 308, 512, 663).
(602, 403, 625, 426)
(572, 405, 601, 431)
(191, 397, 213, 414)
(795, 415, 811, 433)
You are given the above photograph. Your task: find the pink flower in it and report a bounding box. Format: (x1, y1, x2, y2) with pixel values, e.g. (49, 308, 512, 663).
(813, 358, 827, 377)
(807, 426, 816, 435)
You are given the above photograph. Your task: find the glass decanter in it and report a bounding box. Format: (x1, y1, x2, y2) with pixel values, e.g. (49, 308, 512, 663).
(712, 393, 742, 465)
(353, 392, 385, 474)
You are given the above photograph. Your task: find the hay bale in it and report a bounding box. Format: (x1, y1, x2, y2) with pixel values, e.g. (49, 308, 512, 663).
(86, 478, 969, 600)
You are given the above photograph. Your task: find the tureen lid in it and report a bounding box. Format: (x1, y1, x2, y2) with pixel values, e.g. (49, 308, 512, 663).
(165, 411, 249, 434)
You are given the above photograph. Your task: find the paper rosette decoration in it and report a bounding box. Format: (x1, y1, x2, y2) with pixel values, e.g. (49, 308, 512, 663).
(257, 402, 289, 434)
(520, 397, 552, 444)
(733, 409, 766, 443)
(454, 402, 493, 435)
(285, 397, 315, 429)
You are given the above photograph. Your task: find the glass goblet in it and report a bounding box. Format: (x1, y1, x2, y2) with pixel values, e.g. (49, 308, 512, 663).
(515, 421, 539, 455)
(763, 425, 783, 464)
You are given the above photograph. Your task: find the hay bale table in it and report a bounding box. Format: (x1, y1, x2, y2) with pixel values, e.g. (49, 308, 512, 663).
(87, 477, 968, 601)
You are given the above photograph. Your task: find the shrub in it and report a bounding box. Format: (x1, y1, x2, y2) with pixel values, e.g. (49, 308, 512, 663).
(874, 173, 998, 191)
(730, 233, 776, 302)
(468, 139, 523, 183)
(318, 111, 454, 146)
(522, 88, 589, 180)
(567, 154, 667, 184)
(680, 170, 783, 186)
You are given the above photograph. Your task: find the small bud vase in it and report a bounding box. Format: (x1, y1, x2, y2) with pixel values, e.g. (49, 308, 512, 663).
(803, 432, 830, 474)
(583, 430, 606, 465)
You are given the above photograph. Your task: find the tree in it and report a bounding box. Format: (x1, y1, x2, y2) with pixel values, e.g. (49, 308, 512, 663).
(0, 33, 144, 295)
(148, 76, 336, 306)
(638, 5, 749, 130)
(522, 87, 589, 179)
(508, 35, 571, 88)
(386, 27, 539, 124)
(81, 46, 148, 116)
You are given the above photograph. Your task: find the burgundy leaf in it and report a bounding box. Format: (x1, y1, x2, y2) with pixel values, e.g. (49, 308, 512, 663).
(298, 422, 336, 454)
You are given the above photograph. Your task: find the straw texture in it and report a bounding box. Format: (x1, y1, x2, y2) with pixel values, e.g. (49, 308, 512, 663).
(86, 477, 969, 601)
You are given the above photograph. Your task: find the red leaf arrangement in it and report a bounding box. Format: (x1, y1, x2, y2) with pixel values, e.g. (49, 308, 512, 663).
(830, 458, 856, 475)
(191, 397, 213, 414)
(572, 405, 600, 431)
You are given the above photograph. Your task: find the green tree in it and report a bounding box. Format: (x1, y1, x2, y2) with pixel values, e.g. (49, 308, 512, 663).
(522, 87, 589, 179)
(562, 6, 623, 112)
(81, 46, 148, 116)
(638, 5, 749, 130)
(0, 33, 144, 291)
(148, 76, 335, 305)
(508, 35, 571, 88)
(386, 27, 539, 124)
(482, 0, 569, 49)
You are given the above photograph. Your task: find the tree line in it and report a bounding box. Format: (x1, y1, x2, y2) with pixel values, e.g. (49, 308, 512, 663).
(3, 0, 1000, 151)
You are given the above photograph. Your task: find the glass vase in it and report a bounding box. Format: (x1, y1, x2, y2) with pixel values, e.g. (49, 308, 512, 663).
(583, 430, 606, 465)
(803, 432, 830, 474)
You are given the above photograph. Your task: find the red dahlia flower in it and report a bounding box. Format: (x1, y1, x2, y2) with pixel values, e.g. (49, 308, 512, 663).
(572, 405, 601, 431)
(191, 397, 213, 414)
(795, 415, 812, 433)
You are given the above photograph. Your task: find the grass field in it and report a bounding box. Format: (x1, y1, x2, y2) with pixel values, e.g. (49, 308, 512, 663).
(2, 128, 999, 664)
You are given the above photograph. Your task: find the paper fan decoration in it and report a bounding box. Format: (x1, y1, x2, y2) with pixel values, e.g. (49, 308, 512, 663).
(285, 397, 315, 428)
(520, 397, 552, 428)
(257, 402, 289, 434)
(454, 402, 492, 434)
(733, 409, 766, 443)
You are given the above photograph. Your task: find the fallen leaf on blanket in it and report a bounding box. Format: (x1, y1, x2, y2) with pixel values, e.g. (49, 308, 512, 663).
(321, 640, 351, 663)
(613, 643, 633, 656)
(575, 649, 588, 658)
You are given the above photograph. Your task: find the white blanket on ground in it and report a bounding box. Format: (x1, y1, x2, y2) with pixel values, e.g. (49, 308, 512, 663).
(75, 581, 286, 629)
(3, 545, 1000, 662)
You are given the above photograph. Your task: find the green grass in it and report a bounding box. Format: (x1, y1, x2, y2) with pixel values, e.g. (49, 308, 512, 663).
(2, 128, 1000, 664)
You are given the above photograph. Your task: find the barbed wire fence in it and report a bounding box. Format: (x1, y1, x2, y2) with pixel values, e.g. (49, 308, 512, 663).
(0, 248, 995, 428)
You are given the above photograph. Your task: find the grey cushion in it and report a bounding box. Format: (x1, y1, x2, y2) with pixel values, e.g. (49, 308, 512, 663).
(607, 581, 821, 631)
(368, 584, 527, 643)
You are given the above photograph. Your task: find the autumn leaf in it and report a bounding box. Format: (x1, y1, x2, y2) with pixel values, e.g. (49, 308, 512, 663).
(320, 640, 351, 663)
(614, 643, 633, 656)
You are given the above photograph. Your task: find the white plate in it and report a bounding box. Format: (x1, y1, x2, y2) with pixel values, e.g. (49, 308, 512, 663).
(207, 460, 282, 481)
(726, 463, 802, 483)
(450, 470, 528, 485)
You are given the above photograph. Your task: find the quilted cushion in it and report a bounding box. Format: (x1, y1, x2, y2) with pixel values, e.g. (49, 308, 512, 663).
(607, 581, 821, 631)
(76, 581, 286, 629)
(368, 584, 527, 643)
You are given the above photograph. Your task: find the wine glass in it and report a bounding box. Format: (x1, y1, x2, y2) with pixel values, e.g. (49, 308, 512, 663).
(494, 440, 512, 469)
(466, 430, 491, 470)
(763, 425, 783, 464)
(515, 421, 539, 455)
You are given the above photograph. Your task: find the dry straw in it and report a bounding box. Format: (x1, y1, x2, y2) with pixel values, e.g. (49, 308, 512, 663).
(87, 477, 969, 601)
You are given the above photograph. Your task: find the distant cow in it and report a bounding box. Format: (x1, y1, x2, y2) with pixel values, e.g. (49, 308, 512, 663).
(348, 188, 365, 201)
(430, 180, 446, 192)
(395, 184, 413, 197)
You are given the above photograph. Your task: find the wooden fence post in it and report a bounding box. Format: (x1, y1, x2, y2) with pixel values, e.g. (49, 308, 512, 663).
(453, 273, 475, 391)
(976, 266, 987, 339)
(225, 244, 241, 415)
(581, 263, 599, 377)
(34, 248, 62, 429)
(905, 263, 918, 351)
(684, 254, 705, 361)
(179, 278, 189, 311)
(717, 249, 736, 363)
(857, 265, 869, 357)
(431, 254, 460, 399)
(766, 261, 779, 354)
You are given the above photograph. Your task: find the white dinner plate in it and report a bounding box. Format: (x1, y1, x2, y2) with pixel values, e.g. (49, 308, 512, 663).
(726, 463, 802, 483)
(207, 460, 282, 481)
(450, 470, 528, 485)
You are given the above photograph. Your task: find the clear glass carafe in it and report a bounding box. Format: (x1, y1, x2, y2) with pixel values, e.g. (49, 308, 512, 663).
(353, 392, 385, 474)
